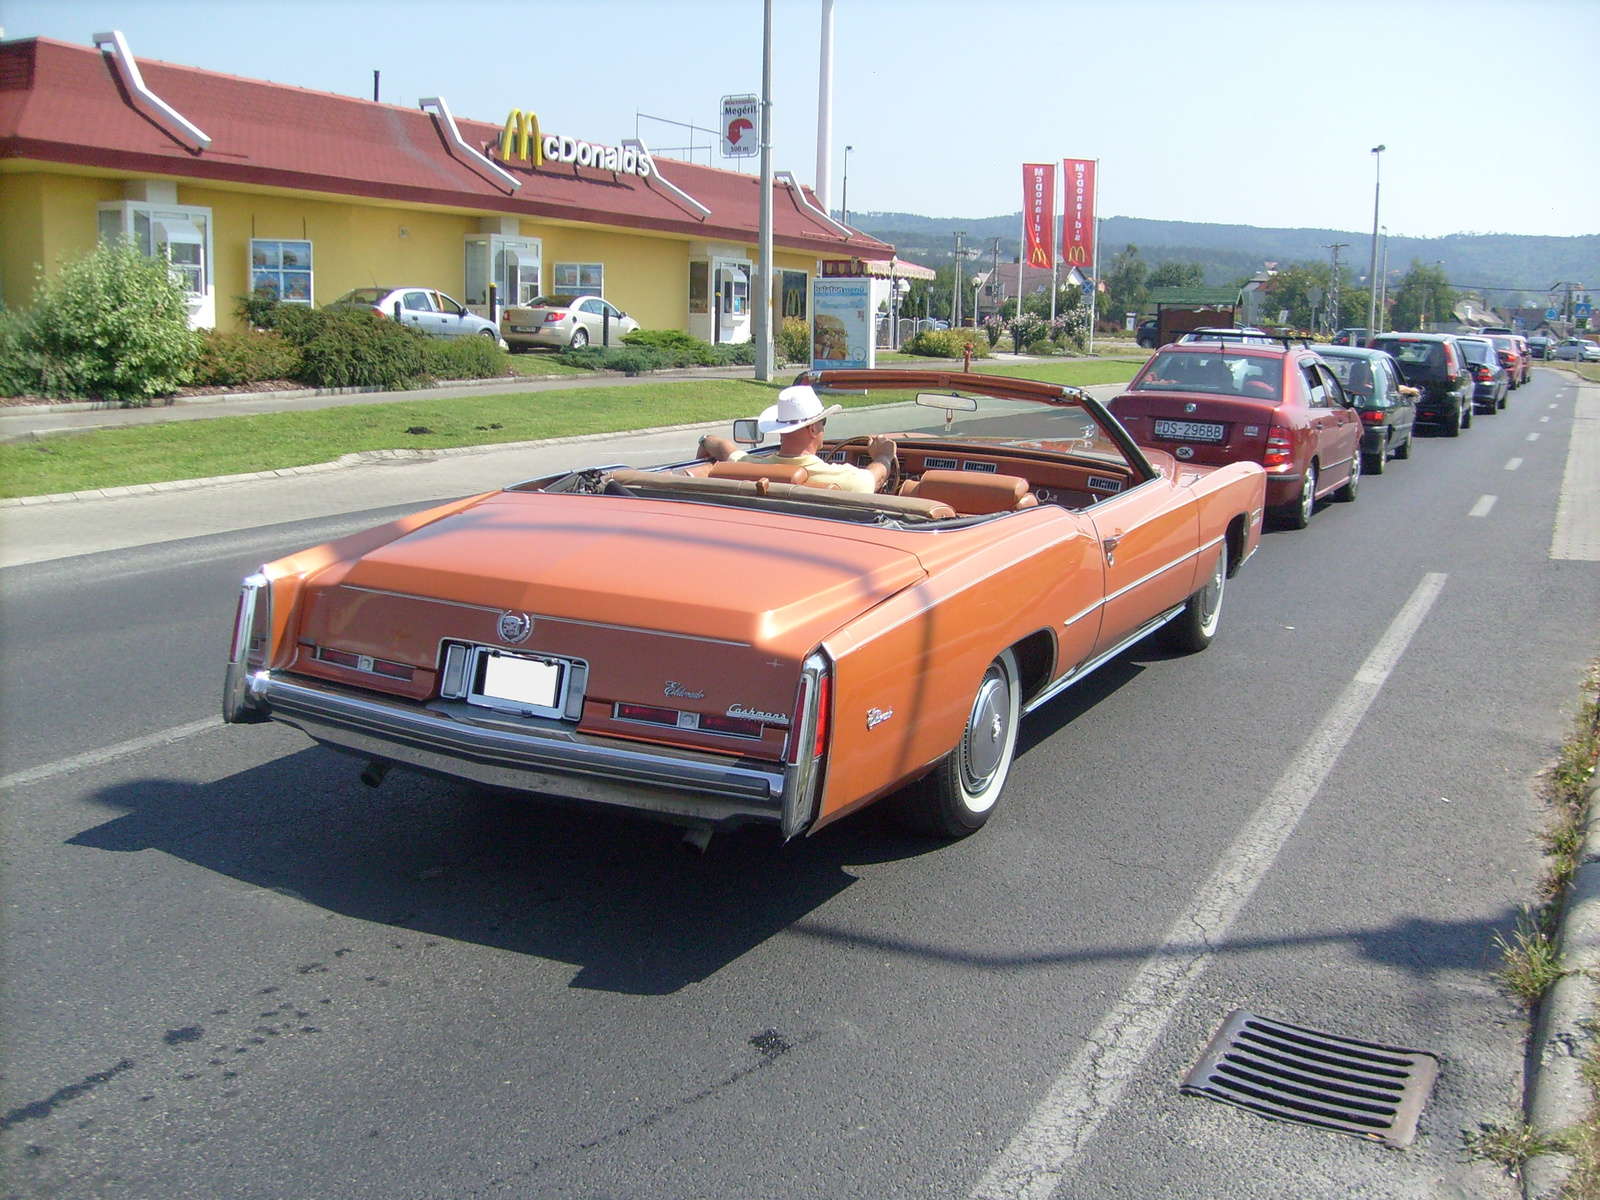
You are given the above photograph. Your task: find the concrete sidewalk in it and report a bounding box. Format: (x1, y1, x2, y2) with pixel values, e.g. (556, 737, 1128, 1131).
(0, 384, 1125, 569)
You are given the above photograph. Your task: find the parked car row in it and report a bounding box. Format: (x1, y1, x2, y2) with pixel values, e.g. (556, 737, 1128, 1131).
(1552, 337, 1600, 362)
(324, 286, 649, 353)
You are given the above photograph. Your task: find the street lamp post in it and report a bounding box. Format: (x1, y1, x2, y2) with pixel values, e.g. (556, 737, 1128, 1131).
(1376, 225, 1389, 334)
(841, 144, 853, 228)
(1366, 145, 1384, 338)
(952, 230, 966, 327)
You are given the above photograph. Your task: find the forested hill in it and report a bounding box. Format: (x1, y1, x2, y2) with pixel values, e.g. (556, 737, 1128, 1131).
(849, 211, 1599, 303)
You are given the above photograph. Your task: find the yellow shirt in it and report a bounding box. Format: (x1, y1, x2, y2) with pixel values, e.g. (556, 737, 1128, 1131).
(729, 450, 877, 493)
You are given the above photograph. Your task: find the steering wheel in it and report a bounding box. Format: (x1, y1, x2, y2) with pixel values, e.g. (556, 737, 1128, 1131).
(824, 437, 900, 494)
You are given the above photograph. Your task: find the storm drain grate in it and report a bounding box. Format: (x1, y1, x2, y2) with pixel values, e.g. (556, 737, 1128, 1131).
(1180, 1009, 1438, 1147)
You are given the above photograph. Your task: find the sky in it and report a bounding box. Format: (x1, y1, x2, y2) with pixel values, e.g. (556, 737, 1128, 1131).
(3, 0, 1596, 239)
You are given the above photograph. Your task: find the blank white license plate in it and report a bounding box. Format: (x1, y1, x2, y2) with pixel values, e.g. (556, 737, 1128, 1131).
(1153, 419, 1226, 442)
(511, 325, 538, 333)
(479, 653, 562, 709)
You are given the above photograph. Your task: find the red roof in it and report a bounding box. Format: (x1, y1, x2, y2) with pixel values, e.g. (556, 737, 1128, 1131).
(0, 37, 891, 257)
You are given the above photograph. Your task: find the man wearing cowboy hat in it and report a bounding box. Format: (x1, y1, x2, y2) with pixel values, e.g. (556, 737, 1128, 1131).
(697, 384, 897, 494)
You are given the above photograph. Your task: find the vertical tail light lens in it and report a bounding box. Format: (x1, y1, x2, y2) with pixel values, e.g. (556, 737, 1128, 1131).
(811, 671, 832, 760)
(1263, 425, 1293, 467)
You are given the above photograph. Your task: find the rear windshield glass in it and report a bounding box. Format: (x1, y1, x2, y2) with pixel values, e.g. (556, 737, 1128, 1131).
(1456, 340, 1495, 365)
(1130, 350, 1282, 400)
(331, 288, 387, 306)
(524, 296, 568, 308)
(1373, 340, 1443, 369)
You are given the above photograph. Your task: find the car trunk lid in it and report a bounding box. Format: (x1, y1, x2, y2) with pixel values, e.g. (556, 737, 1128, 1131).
(1110, 390, 1279, 467)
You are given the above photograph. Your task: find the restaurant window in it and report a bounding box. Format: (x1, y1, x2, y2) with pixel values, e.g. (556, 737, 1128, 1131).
(552, 262, 604, 298)
(779, 269, 808, 319)
(249, 239, 314, 305)
(688, 260, 710, 315)
(97, 201, 212, 297)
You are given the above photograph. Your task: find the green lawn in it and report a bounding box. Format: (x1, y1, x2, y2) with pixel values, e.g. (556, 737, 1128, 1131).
(0, 379, 804, 498)
(504, 352, 590, 377)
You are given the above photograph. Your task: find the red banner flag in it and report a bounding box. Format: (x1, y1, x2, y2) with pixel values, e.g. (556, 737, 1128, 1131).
(1022, 163, 1055, 269)
(1062, 158, 1096, 269)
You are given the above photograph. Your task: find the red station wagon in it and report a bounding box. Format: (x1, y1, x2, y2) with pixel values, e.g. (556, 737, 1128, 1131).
(1108, 334, 1363, 529)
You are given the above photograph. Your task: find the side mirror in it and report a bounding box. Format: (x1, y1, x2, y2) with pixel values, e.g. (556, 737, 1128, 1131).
(732, 418, 762, 445)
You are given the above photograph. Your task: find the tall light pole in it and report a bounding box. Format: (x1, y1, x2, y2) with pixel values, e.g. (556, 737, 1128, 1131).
(1376, 225, 1389, 334)
(753, 0, 774, 381)
(953, 230, 966, 326)
(841, 144, 853, 226)
(1366, 145, 1384, 338)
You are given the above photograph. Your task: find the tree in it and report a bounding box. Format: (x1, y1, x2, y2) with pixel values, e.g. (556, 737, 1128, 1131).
(1100, 244, 1148, 322)
(1147, 261, 1205, 289)
(1386, 260, 1456, 332)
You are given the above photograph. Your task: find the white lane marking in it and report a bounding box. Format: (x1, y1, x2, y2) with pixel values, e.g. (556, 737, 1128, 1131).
(0, 716, 222, 790)
(1550, 403, 1558, 409)
(970, 573, 1449, 1200)
(1505, 458, 1524, 471)
(1552, 389, 1600, 560)
(1541, 416, 1551, 423)
(1469, 495, 1498, 517)
(1527, 432, 1541, 441)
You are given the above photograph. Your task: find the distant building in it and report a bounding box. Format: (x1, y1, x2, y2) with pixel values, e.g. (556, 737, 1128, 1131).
(973, 261, 1089, 317)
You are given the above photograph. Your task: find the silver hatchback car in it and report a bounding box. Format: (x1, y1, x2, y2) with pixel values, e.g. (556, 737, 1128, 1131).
(326, 287, 501, 340)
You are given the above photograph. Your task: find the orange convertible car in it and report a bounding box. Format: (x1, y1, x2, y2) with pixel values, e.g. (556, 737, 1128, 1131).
(223, 369, 1266, 841)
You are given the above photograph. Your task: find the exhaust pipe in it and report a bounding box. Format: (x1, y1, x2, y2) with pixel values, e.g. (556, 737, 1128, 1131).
(359, 759, 391, 789)
(681, 822, 713, 854)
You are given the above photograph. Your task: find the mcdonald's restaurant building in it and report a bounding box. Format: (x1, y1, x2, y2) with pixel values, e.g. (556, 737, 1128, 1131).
(0, 34, 893, 340)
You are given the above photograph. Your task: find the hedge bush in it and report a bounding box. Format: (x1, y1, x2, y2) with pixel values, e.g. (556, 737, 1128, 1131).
(295, 310, 424, 389)
(420, 334, 509, 380)
(902, 328, 990, 359)
(0, 241, 199, 403)
(192, 329, 303, 387)
(560, 333, 756, 373)
(777, 316, 811, 363)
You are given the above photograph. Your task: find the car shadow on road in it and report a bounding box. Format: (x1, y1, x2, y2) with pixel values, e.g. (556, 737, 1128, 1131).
(69, 745, 942, 996)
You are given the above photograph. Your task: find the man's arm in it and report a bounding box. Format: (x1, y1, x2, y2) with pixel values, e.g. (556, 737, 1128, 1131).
(864, 435, 897, 490)
(697, 434, 739, 462)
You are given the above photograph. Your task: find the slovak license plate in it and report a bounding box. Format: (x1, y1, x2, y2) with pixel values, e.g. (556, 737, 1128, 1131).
(1153, 419, 1226, 442)
(478, 651, 563, 709)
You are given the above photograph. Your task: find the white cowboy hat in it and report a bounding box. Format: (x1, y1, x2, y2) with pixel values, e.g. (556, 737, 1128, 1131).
(757, 384, 843, 436)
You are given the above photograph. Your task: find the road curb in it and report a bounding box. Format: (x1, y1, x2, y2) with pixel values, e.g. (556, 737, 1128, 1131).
(1523, 777, 1600, 1200)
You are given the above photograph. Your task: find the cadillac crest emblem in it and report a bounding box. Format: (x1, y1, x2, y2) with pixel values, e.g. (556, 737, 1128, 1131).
(497, 611, 533, 644)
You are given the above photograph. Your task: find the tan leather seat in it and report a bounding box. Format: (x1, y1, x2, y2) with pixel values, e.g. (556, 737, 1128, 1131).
(899, 469, 1033, 515)
(708, 460, 809, 485)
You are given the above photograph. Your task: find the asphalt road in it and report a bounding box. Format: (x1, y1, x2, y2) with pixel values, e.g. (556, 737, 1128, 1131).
(2, 370, 1596, 1199)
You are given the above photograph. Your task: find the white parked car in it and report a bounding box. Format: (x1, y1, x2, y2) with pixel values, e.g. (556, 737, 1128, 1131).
(500, 294, 640, 352)
(1552, 338, 1600, 362)
(326, 287, 500, 340)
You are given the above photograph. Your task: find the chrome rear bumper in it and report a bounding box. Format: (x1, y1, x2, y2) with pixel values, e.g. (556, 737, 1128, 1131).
(244, 670, 805, 832)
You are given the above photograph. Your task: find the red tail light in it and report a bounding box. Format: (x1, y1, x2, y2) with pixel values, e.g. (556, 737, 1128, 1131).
(1263, 425, 1293, 467)
(1360, 409, 1384, 422)
(372, 306, 387, 318)
(1474, 366, 1492, 382)
(812, 672, 832, 760)
(544, 311, 567, 324)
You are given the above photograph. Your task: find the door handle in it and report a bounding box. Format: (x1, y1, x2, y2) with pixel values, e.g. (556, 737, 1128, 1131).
(1102, 534, 1121, 566)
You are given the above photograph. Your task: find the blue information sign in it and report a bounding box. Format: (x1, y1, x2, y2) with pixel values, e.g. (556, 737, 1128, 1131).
(1576, 302, 1593, 320)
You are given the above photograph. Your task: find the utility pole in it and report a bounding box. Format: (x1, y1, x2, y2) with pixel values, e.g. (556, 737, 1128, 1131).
(753, 0, 774, 381)
(1377, 226, 1389, 334)
(814, 0, 834, 212)
(1325, 242, 1349, 335)
(1366, 145, 1384, 336)
(952, 230, 966, 326)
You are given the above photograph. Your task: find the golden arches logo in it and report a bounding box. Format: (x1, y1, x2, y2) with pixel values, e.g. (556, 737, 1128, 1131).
(1065, 245, 1089, 265)
(497, 110, 543, 166)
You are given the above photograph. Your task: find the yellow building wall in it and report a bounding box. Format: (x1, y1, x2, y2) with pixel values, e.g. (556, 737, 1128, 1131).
(1, 166, 825, 333)
(0, 172, 119, 308)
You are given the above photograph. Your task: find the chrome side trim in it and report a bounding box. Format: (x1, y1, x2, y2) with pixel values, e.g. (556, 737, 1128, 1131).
(1023, 603, 1186, 716)
(780, 651, 830, 840)
(93, 31, 210, 152)
(338, 585, 750, 647)
(249, 673, 788, 825)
